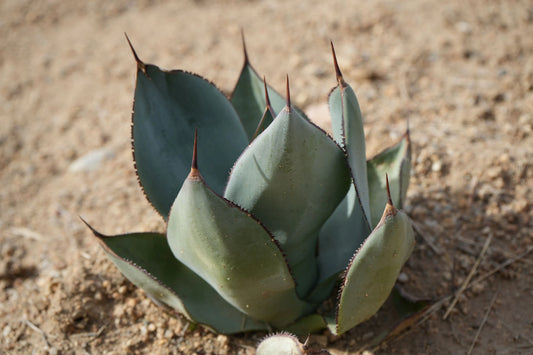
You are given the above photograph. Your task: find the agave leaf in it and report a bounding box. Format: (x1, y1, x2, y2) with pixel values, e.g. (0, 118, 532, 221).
(335, 196, 415, 335)
(129, 40, 248, 219)
(328, 44, 371, 225)
(83, 223, 268, 334)
(367, 130, 411, 227)
(231, 64, 280, 140)
(252, 102, 275, 142)
(224, 91, 351, 297)
(167, 150, 311, 327)
(304, 271, 339, 304)
(315, 46, 375, 290)
(250, 78, 276, 142)
(231, 38, 309, 140)
(284, 314, 328, 336)
(316, 185, 372, 288)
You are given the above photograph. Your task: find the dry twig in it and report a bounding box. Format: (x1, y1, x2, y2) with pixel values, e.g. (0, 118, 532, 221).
(410, 218, 443, 255)
(498, 320, 533, 348)
(443, 233, 492, 319)
(10, 227, 44, 240)
(22, 318, 51, 348)
(466, 173, 483, 207)
(471, 245, 533, 286)
(71, 326, 106, 343)
(369, 232, 529, 352)
(467, 292, 498, 355)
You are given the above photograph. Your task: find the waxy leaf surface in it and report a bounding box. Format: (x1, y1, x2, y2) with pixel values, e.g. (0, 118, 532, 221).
(167, 170, 311, 327)
(367, 132, 411, 227)
(335, 205, 415, 335)
(133, 64, 248, 219)
(316, 184, 371, 286)
(316, 78, 374, 287)
(224, 107, 351, 297)
(231, 63, 309, 140)
(329, 82, 371, 223)
(89, 229, 268, 334)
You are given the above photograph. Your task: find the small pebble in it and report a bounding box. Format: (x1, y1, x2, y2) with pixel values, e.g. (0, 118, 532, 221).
(471, 282, 485, 295)
(398, 272, 409, 283)
(126, 298, 137, 308)
(2, 325, 10, 337)
(431, 160, 443, 172)
(455, 21, 472, 34)
(68, 147, 114, 173)
(164, 329, 174, 339)
(216, 334, 228, 345)
(113, 305, 125, 318)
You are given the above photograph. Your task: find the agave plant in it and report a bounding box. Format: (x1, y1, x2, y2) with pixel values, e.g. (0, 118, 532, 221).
(84, 35, 415, 336)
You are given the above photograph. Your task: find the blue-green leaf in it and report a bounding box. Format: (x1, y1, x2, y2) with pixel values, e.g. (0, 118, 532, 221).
(367, 131, 411, 227)
(130, 45, 248, 219)
(284, 314, 328, 336)
(231, 43, 309, 140)
(328, 45, 371, 225)
(224, 103, 351, 297)
(317, 185, 372, 286)
(84, 222, 268, 334)
(167, 163, 311, 327)
(335, 201, 415, 335)
(316, 46, 374, 289)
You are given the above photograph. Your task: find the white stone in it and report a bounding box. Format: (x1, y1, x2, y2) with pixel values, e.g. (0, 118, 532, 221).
(68, 147, 114, 173)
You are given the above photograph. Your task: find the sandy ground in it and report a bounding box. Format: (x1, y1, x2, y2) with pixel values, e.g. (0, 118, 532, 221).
(1, 0, 532, 354)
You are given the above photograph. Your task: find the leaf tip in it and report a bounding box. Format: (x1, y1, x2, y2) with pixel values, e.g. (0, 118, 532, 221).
(263, 76, 272, 109)
(241, 29, 250, 65)
(251, 77, 272, 142)
(79, 216, 105, 239)
(285, 74, 292, 112)
(381, 174, 398, 220)
(124, 33, 146, 74)
(386, 173, 393, 206)
(189, 129, 201, 179)
(404, 120, 411, 144)
(330, 41, 345, 86)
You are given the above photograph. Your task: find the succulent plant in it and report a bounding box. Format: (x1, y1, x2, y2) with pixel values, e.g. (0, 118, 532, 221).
(84, 35, 415, 336)
(256, 333, 330, 355)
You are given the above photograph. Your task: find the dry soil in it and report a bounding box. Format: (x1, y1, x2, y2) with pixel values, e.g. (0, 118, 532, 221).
(1, 0, 532, 354)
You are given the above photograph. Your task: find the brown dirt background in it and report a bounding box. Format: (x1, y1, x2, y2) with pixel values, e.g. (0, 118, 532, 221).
(1, 0, 532, 354)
